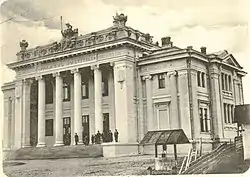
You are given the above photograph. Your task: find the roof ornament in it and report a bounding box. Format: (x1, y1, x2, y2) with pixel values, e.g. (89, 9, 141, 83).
(19, 40, 28, 52)
(61, 23, 78, 39)
(113, 13, 127, 27)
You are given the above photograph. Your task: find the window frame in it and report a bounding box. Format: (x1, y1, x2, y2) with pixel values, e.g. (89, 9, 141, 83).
(158, 73, 165, 89)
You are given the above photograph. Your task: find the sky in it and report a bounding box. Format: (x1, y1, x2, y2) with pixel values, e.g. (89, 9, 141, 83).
(0, 0, 249, 104)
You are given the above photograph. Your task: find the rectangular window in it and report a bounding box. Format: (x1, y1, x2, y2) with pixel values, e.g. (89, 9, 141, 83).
(63, 83, 70, 102)
(158, 74, 165, 89)
(231, 105, 234, 123)
(197, 71, 201, 87)
(81, 81, 89, 99)
(199, 108, 204, 132)
(225, 75, 228, 91)
(102, 78, 109, 96)
(199, 105, 210, 132)
(224, 103, 227, 123)
(197, 71, 206, 88)
(221, 73, 224, 90)
(201, 73, 205, 88)
(228, 75, 232, 91)
(82, 115, 89, 124)
(45, 119, 53, 136)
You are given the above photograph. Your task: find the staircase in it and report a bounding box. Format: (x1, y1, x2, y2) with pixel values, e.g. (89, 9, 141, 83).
(181, 142, 235, 174)
(6, 145, 103, 160)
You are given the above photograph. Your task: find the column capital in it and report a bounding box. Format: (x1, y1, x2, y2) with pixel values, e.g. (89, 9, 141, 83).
(110, 62, 114, 67)
(71, 68, 79, 74)
(23, 78, 33, 85)
(142, 74, 152, 81)
(167, 70, 178, 77)
(91, 64, 99, 70)
(35, 75, 44, 81)
(52, 72, 61, 77)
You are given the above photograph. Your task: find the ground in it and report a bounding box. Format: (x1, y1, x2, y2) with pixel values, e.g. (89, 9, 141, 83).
(3, 155, 156, 177)
(3, 155, 250, 176)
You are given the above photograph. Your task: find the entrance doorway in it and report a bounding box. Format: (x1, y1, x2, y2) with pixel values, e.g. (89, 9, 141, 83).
(82, 115, 89, 145)
(63, 117, 71, 145)
(103, 113, 110, 142)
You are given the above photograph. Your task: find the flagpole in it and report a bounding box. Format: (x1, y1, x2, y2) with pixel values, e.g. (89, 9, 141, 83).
(60, 16, 63, 32)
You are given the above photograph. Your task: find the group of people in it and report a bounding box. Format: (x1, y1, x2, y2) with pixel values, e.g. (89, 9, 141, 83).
(74, 129, 119, 145)
(91, 129, 119, 144)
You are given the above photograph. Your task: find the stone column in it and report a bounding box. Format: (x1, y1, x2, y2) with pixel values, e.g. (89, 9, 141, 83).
(22, 79, 32, 147)
(143, 75, 154, 131)
(53, 72, 64, 146)
(71, 68, 83, 144)
(36, 76, 46, 147)
(91, 65, 103, 133)
(109, 63, 116, 132)
(168, 71, 180, 129)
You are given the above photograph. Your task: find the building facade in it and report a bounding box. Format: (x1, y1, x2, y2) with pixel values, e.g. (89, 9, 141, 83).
(2, 14, 246, 156)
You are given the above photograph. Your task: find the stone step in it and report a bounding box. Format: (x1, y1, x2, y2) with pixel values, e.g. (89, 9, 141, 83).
(6, 145, 103, 160)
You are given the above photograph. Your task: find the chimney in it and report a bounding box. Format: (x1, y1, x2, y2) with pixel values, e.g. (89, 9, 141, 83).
(187, 46, 193, 50)
(200, 47, 207, 54)
(161, 36, 173, 48)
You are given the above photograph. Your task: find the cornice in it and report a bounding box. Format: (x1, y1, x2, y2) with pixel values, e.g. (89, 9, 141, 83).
(7, 38, 154, 70)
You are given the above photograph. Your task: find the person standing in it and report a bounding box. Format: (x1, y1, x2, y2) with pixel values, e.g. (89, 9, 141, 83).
(74, 133, 79, 145)
(114, 129, 119, 142)
(91, 135, 95, 144)
(96, 131, 101, 144)
(109, 130, 113, 142)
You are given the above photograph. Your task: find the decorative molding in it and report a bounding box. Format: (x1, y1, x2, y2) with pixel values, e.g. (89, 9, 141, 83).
(142, 74, 152, 80)
(52, 72, 61, 77)
(35, 75, 44, 81)
(70, 68, 79, 74)
(90, 64, 99, 70)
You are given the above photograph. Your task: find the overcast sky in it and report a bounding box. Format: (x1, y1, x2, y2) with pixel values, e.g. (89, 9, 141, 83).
(0, 0, 249, 103)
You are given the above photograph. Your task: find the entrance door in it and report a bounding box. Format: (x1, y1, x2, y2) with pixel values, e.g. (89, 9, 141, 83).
(63, 117, 71, 145)
(103, 113, 110, 142)
(82, 115, 89, 145)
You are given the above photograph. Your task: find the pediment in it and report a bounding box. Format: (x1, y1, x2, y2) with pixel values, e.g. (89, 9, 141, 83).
(222, 54, 242, 69)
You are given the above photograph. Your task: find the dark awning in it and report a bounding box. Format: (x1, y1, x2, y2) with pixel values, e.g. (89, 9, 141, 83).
(140, 129, 190, 145)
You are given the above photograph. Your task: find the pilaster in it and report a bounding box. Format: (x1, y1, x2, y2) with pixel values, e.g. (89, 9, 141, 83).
(14, 80, 23, 149)
(22, 78, 33, 148)
(210, 64, 224, 139)
(142, 74, 154, 131)
(113, 61, 137, 143)
(167, 71, 180, 129)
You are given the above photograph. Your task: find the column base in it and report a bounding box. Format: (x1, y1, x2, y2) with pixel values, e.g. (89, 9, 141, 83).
(54, 142, 64, 147)
(102, 142, 139, 157)
(75, 142, 84, 145)
(36, 143, 46, 147)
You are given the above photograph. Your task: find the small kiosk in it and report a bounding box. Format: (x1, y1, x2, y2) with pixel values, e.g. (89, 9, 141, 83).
(140, 129, 190, 172)
(234, 104, 250, 161)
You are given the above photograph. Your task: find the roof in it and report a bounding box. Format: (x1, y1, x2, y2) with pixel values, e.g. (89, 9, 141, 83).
(140, 129, 190, 145)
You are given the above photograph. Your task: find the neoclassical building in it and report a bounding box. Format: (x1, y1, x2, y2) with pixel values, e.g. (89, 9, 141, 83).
(2, 13, 246, 156)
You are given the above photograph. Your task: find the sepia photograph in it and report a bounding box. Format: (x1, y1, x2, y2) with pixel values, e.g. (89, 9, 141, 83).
(0, 0, 250, 176)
